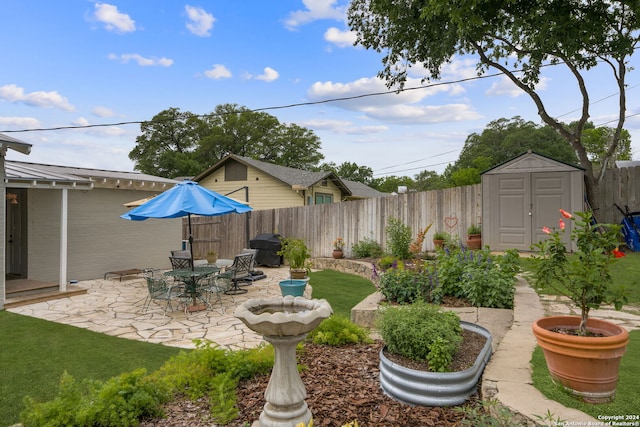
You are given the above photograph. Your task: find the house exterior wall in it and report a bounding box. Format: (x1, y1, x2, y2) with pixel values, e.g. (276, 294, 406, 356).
(306, 181, 343, 204)
(199, 165, 304, 210)
(27, 188, 181, 281)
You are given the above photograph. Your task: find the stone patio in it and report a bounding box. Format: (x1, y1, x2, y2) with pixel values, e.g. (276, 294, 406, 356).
(8, 266, 304, 350)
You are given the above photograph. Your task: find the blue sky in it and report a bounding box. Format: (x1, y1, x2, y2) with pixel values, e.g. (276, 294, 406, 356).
(1, 0, 639, 177)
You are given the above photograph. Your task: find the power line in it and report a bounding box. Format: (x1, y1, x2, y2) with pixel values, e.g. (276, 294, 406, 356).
(0, 71, 508, 134)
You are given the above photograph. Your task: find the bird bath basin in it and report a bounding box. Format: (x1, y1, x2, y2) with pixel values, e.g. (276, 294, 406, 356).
(235, 295, 333, 427)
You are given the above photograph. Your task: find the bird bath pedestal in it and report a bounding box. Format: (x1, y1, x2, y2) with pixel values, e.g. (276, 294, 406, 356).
(235, 296, 333, 427)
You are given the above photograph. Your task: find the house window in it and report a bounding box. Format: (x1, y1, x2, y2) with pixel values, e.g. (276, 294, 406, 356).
(321, 179, 328, 187)
(225, 160, 247, 181)
(315, 193, 333, 204)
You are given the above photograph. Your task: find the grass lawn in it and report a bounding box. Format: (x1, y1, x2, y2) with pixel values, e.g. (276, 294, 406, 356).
(0, 311, 184, 426)
(308, 269, 376, 318)
(531, 330, 640, 418)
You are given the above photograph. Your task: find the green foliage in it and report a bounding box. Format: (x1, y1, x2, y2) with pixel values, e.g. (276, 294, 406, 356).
(378, 263, 439, 304)
(378, 302, 463, 372)
(385, 217, 412, 260)
(436, 245, 519, 308)
(467, 224, 482, 235)
(307, 315, 372, 346)
(531, 210, 627, 335)
(22, 369, 167, 427)
(351, 236, 383, 258)
(278, 237, 312, 271)
(455, 399, 518, 427)
(376, 255, 401, 271)
(208, 373, 239, 425)
(131, 104, 325, 178)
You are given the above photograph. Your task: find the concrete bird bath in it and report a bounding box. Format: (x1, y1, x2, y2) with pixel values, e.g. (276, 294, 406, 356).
(235, 295, 333, 427)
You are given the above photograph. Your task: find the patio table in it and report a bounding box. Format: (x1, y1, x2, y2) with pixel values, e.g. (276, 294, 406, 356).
(164, 266, 220, 312)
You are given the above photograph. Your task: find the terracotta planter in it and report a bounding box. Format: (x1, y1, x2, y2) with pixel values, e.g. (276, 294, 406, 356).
(532, 316, 629, 403)
(332, 250, 344, 259)
(466, 234, 482, 250)
(290, 269, 307, 280)
(433, 239, 445, 249)
(379, 321, 492, 406)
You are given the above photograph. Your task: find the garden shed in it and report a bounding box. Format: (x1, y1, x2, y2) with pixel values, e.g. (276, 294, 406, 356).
(481, 151, 584, 251)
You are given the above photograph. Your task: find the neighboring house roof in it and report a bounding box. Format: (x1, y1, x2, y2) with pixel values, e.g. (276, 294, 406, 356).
(616, 160, 640, 168)
(340, 178, 386, 199)
(194, 154, 353, 196)
(5, 160, 177, 190)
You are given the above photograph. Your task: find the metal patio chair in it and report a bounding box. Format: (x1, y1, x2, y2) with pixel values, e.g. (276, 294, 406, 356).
(222, 253, 254, 295)
(142, 275, 185, 317)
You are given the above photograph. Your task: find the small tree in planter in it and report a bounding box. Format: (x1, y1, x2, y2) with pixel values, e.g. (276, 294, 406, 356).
(530, 209, 629, 403)
(278, 238, 311, 279)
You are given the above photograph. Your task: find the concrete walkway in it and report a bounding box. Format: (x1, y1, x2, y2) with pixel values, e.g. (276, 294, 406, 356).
(7, 268, 640, 425)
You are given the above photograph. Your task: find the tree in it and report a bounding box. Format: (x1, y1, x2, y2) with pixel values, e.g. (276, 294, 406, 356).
(348, 0, 639, 211)
(130, 104, 325, 177)
(370, 175, 416, 193)
(453, 117, 578, 175)
(413, 170, 446, 191)
(129, 107, 202, 178)
(318, 161, 374, 184)
(581, 124, 632, 170)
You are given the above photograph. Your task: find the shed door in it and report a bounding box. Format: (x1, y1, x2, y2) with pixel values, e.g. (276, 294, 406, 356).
(493, 172, 570, 250)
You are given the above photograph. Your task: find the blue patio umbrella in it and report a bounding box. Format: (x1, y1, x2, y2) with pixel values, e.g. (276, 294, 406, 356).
(121, 180, 252, 268)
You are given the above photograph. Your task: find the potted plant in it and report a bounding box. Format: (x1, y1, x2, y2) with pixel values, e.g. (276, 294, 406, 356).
(205, 250, 217, 264)
(433, 231, 448, 249)
(466, 224, 482, 250)
(332, 237, 345, 259)
(530, 209, 629, 403)
(278, 237, 311, 279)
(377, 302, 493, 406)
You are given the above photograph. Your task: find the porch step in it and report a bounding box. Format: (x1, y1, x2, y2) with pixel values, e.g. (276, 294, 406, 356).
(4, 285, 87, 309)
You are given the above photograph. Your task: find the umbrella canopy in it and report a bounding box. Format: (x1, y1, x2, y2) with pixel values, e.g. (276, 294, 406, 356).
(121, 180, 251, 220)
(121, 180, 252, 267)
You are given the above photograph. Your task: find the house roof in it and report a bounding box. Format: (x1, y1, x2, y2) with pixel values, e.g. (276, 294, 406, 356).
(340, 178, 386, 199)
(615, 160, 640, 168)
(194, 154, 353, 196)
(0, 133, 32, 155)
(5, 160, 177, 190)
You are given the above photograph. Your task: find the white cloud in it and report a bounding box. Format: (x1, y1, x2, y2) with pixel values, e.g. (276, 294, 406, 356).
(255, 67, 279, 82)
(108, 53, 173, 67)
(185, 5, 215, 37)
(324, 27, 357, 48)
(92, 106, 116, 117)
(486, 75, 549, 97)
(204, 64, 232, 79)
(0, 84, 75, 111)
(284, 0, 345, 30)
(307, 76, 481, 124)
(94, 3, 136, 33)
(0, 116, 41, 129)
(301, 118, 388, 135)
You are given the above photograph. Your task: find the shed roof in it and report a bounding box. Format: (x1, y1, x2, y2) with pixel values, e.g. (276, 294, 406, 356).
(0, 133, 32, 155)
(482, 151, 583, 175)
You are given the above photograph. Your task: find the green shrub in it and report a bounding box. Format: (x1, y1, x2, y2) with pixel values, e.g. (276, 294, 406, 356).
(378, 302, 462, 372)
(208, 372, 239, 425)
(22, 369, 167, 427)
(436, 245, 519, 308)
(307, 315, 372, 346)
(351, 237, 383, 258)
(378, 263, 438, 304)
(376, 255, 401, 271)
(386, 217, 412, 260)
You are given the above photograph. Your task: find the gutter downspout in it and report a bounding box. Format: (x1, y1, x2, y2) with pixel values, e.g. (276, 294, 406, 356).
(59, 188, 68, 290)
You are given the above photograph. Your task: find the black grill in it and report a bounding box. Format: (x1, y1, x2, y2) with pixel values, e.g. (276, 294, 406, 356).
(249, 233, 283, 267)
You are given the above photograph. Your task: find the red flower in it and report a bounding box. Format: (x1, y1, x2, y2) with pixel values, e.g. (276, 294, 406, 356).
(613, 248, 626, 258)
(542, 226, 551, 234)
(559, 209, 573, 219)
(559, 219, 565, 230)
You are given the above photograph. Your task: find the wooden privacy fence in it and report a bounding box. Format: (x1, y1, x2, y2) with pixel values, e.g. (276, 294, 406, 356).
(186, 165, 640, 259)
(188, 184, 482, 259)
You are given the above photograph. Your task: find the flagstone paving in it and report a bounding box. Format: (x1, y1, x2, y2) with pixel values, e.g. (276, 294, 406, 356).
(8, 266, 301, 350)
